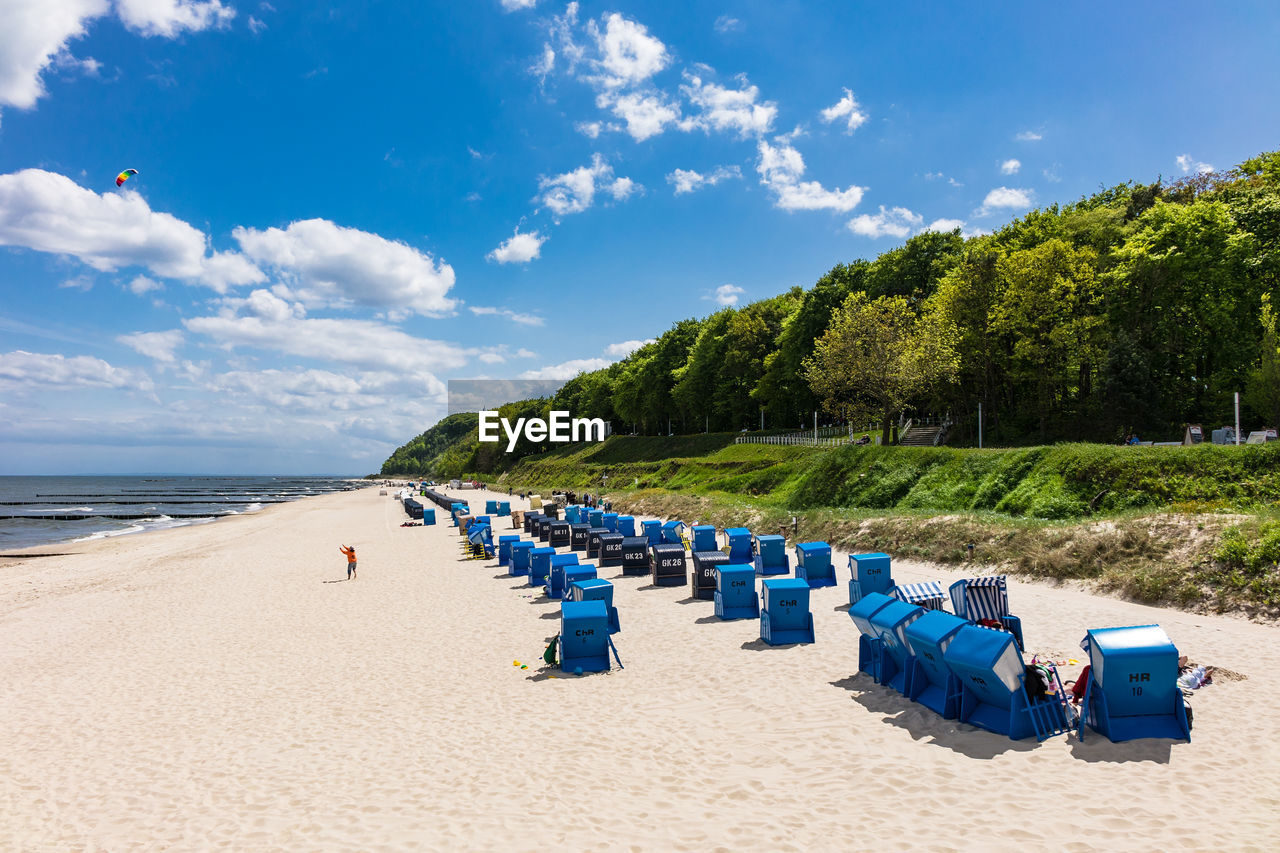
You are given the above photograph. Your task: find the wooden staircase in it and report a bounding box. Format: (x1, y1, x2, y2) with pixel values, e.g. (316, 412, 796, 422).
(899, 425, 945, 446)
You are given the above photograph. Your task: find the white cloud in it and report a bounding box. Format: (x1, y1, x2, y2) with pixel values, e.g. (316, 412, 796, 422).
(1015, 130, 1043, 141)
(231, 219, 457, 317)
(1000, 158, 1021, 175)
(596, 90, 680, 141)
(58, 275, 93, 291)
(714, 284, 745, 306)
(605, 339, 655, 357)
(847, 206, 923, 239)
(585, 12, 670, 89)
(977, 186, 1034, 215)
(468, 306, 545, 327)
(537, 154, 636, 218)
(1176, 154, 1213, 174)
(247, 15, 266, 35)
(128, 274, 163, 294)
(519, 358, 612, 380)
(0, 1, 108, 113)
(114, 1, 235, 37)
(501, 0, 539, 11)
(667, 165, 741, 195)
(486, 228, 546, 264)
(756, 140, 864, 212)
(574, 120, 602, 138)
(184, 290, 471, 374)
(713, 15, 742, 34)
(1043, 163, 1062, 183)
(921, 218, 966, 234)
(679, 72, 777, 138)
(0, 168, 263, 290)
(0, 350, 153, 393)
(530, 45, 554, 82)
(820, 88, 868, 133)
(0, 1, 233, 124)
(118, 329, 184, 363)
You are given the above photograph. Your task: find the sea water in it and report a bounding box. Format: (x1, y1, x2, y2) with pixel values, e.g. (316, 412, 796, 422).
(0, 475, 357, 551)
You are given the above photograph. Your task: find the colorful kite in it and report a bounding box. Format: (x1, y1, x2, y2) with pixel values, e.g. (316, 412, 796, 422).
(115, 169, 138, 187)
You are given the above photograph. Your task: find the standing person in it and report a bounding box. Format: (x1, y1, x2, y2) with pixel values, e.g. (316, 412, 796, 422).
(339, 544, 357, 580)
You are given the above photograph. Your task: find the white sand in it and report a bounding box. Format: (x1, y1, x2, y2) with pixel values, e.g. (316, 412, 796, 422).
(1, 486, 1277, 851)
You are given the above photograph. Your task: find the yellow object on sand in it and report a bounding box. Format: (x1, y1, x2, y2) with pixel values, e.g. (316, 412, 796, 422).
(513, 660, 520, 667)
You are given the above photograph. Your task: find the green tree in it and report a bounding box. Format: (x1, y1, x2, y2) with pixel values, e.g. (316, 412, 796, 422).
(672, 309, 735, 430)
(804, 292, 959, 440)
(1246, 294, 1280, 431)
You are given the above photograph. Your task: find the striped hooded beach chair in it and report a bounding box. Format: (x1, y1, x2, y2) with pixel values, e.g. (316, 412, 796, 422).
(891, 581, 947, 611)
(948, 575, 1024, 650)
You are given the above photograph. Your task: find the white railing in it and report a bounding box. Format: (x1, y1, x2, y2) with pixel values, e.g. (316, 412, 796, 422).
(734, 430, 855, 447)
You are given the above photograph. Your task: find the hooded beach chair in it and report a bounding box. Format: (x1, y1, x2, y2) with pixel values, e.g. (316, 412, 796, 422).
(724, 527, 753, 562)
(691, 524, 717, 553)
(466, 523, 494, 560)
(558, 600, 622, 673)
(498, 534, 520, 567)
(509, 540, 534, 576)
(640, 519, 662, 547)
(650, 543, 686, 586)
(903, 610, 968, 718)
(528, 546, 556, 589)
(794, 542, 835, 588)
(753, 534, 789, 576)
(586, 527, 610, 560)
(759, 578, 814, 645)
(848, 592, 894, 679)
(868, 598, 927, 693)
(942, 625, 1070, 741)
(848, 553, 893, 604)
(1077, 625, 1190, 743)
(948, 576, 1024, 650)
(597, 532, 624, 566)
(485, 500, 499, 515)
(615, 515, 636, 537)
(660, 520, 686, 546)
(567, 577, 620, 633)
(892, 581, 947, 611)
(620, 536, 650, 575)
(546, 553, 580, 599)
(691, 550, 729, 600)
(713, 564, 758, 619)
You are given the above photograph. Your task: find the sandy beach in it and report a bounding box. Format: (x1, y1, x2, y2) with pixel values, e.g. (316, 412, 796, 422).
(1, 485, 1277, 851)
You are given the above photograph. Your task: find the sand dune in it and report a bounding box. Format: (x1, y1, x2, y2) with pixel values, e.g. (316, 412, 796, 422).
(1, 486, 1276, 851)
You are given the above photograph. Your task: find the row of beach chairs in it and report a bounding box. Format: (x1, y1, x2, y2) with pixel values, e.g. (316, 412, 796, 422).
(433, 494, 1190, 744)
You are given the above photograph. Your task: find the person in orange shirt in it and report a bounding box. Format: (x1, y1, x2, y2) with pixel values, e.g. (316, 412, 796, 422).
(339, 544, 357, 580)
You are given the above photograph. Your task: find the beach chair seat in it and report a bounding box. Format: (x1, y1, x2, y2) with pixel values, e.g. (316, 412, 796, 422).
(892, 581, 947, 610)
(759, 578, 814, 645)
(535, 516, 554, 542)
(588, 509, 604, 528)
(1077, 625, 1190, 743)
(485, 500, 499, 514)
(614, 515, 636, 537)
(690, 550, 729, 600)
(422, 508, 436, 526)
(466, 523, 494, 560)
(713, 564, 758, 620)
(602, 512, 619, 532)
(570, 523, 591, 551)
(794, 542, 835, 588)
(522, 511, 542, 534)
(948, 576, 1024, 650)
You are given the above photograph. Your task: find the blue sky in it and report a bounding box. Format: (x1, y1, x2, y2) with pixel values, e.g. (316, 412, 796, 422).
(2, 1, 1278, 475)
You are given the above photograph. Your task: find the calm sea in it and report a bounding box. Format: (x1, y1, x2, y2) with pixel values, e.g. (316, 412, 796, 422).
(0, 475, 358, 551)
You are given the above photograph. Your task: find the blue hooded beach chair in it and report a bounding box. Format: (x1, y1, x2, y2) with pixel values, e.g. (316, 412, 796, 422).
(753, 534, 789, 576)
(943, 625, 1069, 741)
(892, 581, 947, 611)
(794, 542, 835, 588)
(1077, 625, 1190, 743)
(848, 592, 894, 679)
(903, 610, 968, 718)
(868, 598, 926, 694)
(567, 577, 620, 633)
(660, 520, 686, 545)
(848, 553, 893, 604)
(725, 527, 753, 562)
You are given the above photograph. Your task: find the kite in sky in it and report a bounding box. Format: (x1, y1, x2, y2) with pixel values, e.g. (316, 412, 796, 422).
(115, 168, 138, 187)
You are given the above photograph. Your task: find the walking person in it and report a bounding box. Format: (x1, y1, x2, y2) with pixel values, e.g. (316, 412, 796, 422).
(339, 544, 357, 580)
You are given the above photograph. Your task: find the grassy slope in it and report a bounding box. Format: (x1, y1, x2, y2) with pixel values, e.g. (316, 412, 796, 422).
(475, 435, 1280, 616)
